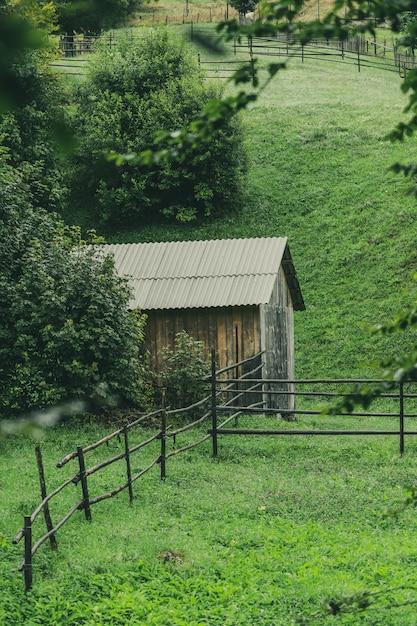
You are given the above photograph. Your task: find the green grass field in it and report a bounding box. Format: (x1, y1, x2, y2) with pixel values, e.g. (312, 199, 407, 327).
(3, 417, 417, 624)
(4, 15, 417, 625)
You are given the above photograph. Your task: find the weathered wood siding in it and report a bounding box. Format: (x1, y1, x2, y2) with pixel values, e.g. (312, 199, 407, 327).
(144, 265, 296, 412)
(260, 266, 295, 412)
(144, 305, 261, 374)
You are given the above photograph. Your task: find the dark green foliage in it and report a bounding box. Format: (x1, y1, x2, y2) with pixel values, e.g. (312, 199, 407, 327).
(398, 9, 417, 53)
(66, 30, 247, 229)
(0, 5, 46, 114)
(0, 152, 150, 416)
(0, 57, 68, 213)
(160, 331, 211, 412)
(228, 0, 257, 16)
(54, 0, 143, 35)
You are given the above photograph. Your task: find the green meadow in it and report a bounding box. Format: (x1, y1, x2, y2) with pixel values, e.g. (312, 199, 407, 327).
(3, 415, 417, 624)
(3, 19, 417, 626)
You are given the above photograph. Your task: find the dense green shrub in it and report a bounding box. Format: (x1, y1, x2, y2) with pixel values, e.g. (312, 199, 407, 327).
(67, 29, 247, 229)
(0, 48, 67, 213)
(0, 151, 150, 416)
(159, 331, 211, 413)
(54, 0, 142, 35)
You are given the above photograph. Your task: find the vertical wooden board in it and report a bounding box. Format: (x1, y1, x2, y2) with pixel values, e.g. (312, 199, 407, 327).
(254, 309, 261, 356)
(143, 310, 155, 371)
(286, 306, 295, 379)
(187, 310, 199, 343)
(181, 310, 190, 337)
(216, 309, 228, 372)
(174, 312, 186, 336)
(164, 312, 175, 354)
(242, 306, 256, 360)
(232, 307, 243, 364)
(198, 310, 210, 353)
(259, 305, 266, 355)
(225, 308, 234, 369)
(155, 312, 167, 373)
(207, 309, 218, 360)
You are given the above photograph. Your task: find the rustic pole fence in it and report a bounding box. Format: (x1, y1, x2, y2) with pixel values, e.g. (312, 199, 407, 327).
(13, 358, 417, 591)
(160, 388, 167, 480)
(23, 516, 32, 592)
(35, 445, 57, 551)
(77, 446, 92, 522)
(211, 348, 218, 458)
(123, 425, 134, 505)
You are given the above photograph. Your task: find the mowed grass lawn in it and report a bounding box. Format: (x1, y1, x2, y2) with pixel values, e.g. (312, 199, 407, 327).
(3, 415, 417, 625)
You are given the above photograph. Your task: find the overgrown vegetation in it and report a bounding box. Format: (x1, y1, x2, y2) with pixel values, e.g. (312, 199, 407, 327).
(65, 29, 247, 228)
(159, 330, 211, 414)
(0, 151, 151, 416)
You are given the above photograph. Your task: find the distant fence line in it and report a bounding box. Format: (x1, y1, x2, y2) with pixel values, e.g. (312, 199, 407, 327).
(55, 26, 415, 80)
(221, 32, 413, 76)
(13, 349, 417, 591)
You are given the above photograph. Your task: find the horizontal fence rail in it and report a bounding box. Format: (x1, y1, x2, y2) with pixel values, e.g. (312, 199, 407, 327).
(210, 371, 417, 459)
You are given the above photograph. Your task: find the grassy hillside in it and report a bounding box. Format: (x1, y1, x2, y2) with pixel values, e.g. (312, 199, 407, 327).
(3, 418, 417, 624)
(4, 18, 417, 625)
(105, 30, 417, 380)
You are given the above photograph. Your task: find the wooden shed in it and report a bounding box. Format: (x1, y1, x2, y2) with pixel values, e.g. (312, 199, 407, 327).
(103, 237, 305, 411)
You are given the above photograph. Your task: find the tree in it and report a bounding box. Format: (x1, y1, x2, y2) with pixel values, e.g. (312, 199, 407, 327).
(54, 0, 143, 35)
(228, 0, 257, 18)
(0, 1, 71, 212)
(66, 29, 247, 228)
(0, 58, 68, 213)
(0, 149, 150, 416)
(0, 2, 55, 114)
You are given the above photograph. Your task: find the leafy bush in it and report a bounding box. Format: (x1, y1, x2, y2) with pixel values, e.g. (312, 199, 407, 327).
(0, 50, 67, 213)
(159, 331, 211, 414)
(0, 151, 151, 416)
(67, 29, 247, 230)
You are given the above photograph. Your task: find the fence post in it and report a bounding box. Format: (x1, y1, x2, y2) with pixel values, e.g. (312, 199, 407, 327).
(77, 446, 92, 521)
(23, 515, 33, 592)
(399, 382, 405, 456)
(35, 445, 57, 550)
(211, 348, 218, 458)
(160, 388, 167, 480)
(123, 425, 134, 504)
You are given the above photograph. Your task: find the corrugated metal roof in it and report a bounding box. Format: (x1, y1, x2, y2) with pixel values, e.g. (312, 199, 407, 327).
(102, 237, 305, 311)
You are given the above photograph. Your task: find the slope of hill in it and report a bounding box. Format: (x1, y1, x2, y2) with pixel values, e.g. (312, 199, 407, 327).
(109, 35, 417, 380)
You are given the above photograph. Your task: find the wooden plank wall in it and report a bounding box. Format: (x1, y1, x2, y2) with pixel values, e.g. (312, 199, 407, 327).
(260, 266, 295, 412)
(144, 305, 261, 375)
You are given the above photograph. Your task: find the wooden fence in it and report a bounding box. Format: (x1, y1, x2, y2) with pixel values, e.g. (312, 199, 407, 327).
(53, 25, 416, 80)
(226, 33, 414, 76)
(13, 350, 417, 591)
(212, 366, 417, 459)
